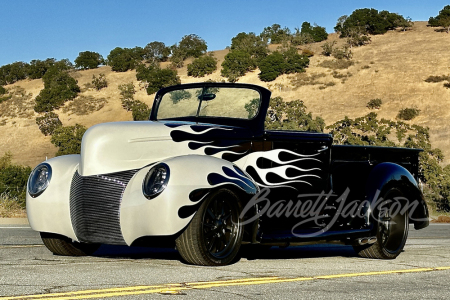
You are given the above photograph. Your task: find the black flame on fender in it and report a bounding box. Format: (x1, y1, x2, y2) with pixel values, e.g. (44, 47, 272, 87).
(177, 166, 258, 219)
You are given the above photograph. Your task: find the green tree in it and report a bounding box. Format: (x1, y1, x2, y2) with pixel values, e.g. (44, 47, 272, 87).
(136, 65, 180, 95)
(221, 50, 256, 82)
(335, 8, 409, 37)
(230, 32, 268, 62)
(28, 58, 56, 79)
(179, 34, 207, 58)
(144, 41, 171, 63)
(50, 124, 87, 156)
(258, 48, 309, 81)
(300, 22, 328, 42)
(74, 51, 104, 69)
(0, 86, 6, 95)
(187, 54, 218, 77)
(34, 67, 80, 112)
(429, 5, 450, 33)
(0, 62, 29, 85)
(107, 47, 144, 72)
(260, 24, 291, 44)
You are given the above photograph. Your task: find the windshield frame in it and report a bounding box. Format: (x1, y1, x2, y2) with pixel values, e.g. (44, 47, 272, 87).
(150, 82, 271, 134)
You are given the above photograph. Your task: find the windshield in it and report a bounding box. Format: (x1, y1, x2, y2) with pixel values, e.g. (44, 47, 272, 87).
(157, 86, 261, 120)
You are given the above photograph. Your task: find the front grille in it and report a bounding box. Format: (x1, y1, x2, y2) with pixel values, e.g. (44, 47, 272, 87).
(70, 169, 138, 245)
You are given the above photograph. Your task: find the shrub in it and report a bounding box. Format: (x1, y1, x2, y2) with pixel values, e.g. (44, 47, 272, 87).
(118, 83, 136, 111)
(51, 124, 87, 156)
(321, 41, 336, 56)
(302, 49, 314, 57)
(319, 59, 354, 70)
(62, 96, 107, 116)
(367, 98, 382, 109)
(35, 112, 62, 135)
(291, 31, 315, 46)
(92, 73, 107, 90)
(424, 75, 450, 83)
(397, 108, 420, 120)
(131, 101, 151, 121)
(187, 55, 217, 77)
(75, 51, 104, 69)
(0, 86, 6, 95)
(444, 82, 450, 89)
(34, 69, 80, 113)
(258, 52, 285, 82)
(258, 48, 309, 82)
(0, 152, 30, 205)
(221, 50, 256, 82)
(332, 45, 352, 60)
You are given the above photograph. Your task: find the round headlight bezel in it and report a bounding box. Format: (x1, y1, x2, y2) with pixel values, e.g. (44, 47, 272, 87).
(142, 163, 170, 199)
(28, 163, 52, 198)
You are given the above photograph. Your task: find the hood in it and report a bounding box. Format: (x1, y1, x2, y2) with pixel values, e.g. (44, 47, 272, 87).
(79, 121, 252, 176)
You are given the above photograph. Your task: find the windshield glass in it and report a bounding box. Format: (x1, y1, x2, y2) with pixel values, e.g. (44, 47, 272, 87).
(157, 86, 261, 120)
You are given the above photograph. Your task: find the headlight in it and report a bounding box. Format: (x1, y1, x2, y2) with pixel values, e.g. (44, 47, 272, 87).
(28, 163, 52, 197)
(142, 163, 170, 199)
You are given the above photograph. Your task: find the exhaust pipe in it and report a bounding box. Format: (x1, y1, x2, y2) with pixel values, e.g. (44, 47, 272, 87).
(356, 237, 377, 246)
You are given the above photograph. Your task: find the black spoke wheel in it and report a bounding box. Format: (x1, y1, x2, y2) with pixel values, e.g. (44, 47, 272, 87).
(353, 188, 409, 259)
(176, 188, 243, 266)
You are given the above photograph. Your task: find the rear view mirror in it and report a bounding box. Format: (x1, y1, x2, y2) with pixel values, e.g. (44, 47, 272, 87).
(198, 93, 216, 101)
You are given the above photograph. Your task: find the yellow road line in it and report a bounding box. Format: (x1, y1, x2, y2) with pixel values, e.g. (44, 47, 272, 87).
(2, 267, 450, 300)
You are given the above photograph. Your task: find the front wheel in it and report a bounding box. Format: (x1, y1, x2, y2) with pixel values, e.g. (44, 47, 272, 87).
(353, 188, 409, 259)
(176, 188, 244, 266)
(40, 232, 100, 256)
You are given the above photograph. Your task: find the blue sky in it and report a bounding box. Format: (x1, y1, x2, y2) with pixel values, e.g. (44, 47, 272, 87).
(1, 0, 448, 66)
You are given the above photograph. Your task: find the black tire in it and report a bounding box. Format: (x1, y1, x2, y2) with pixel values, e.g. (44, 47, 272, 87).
(175, 188, 244, 266)
(353, 188, 409, 259)
(40, 232, 100, 256)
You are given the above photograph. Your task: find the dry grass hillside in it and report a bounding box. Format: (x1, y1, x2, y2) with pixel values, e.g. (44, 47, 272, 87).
(1, 22, 449, 167)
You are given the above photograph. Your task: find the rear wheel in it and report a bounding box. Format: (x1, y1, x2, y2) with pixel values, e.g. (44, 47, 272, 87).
(353, 189, 409, 259)
(176, 188, 243, 266)
(40, 232, 100, 256)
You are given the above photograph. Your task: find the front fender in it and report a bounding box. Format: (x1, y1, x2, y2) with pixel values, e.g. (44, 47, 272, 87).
(26, 155, 80, 240)
(120, 155, 258, 245)
(366, 162, 429, 230)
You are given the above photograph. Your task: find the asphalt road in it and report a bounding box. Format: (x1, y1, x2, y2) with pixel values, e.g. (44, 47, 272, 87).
(0, 224, 449, 299)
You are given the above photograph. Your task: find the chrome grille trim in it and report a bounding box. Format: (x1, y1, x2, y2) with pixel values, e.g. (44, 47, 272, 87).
(69, 169, 138, 245)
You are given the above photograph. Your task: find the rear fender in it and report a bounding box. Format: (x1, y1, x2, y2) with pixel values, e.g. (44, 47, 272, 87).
(365, 162, 429, 230)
